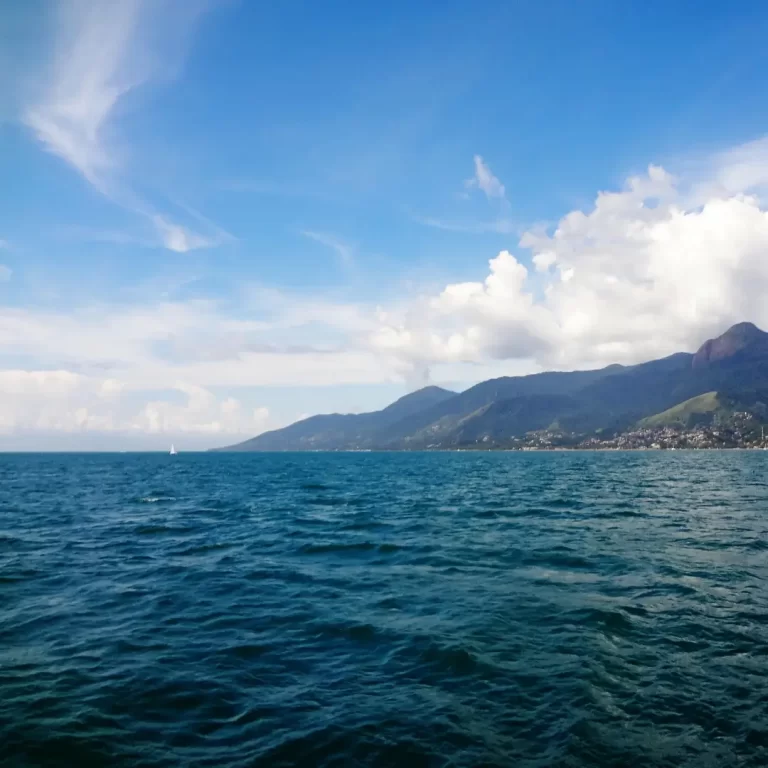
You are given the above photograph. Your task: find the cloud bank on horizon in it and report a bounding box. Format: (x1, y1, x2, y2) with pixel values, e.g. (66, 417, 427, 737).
(3, 0, 768, 448)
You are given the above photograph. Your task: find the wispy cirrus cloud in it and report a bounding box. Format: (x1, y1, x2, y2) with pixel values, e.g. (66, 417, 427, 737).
(23, 1, 137, 188)
(153, 216, 218, 254)
(22, 0, 228, 253)
(413, 215, 517, 235)
(415, 155, 514, 235)
(465, 154, 506, 200)
(301, 230, 356, 268)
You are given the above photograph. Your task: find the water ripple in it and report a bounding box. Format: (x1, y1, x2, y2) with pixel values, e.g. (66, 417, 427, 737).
(2, 451, 768, 766)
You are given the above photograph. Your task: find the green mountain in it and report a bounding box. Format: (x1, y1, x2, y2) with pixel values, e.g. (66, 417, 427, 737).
(638, 392, 721, 428)
(214, 322, 768, 450)
(218, 385, 457, 451)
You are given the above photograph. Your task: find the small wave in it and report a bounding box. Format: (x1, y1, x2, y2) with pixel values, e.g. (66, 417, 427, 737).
(525, 549, 593, 570)
(252, 722, 462, 768)
(138, 496, 176, 504)
(224, 642, 273, 659)
(299, 541, 402, 555)
(420, 642, 477, 675)
(474, 508, 506, 519)
(341, 519, 389, 531)
(523, 505, 582, 517)
(309, 620, 379, 643)
(300, 541, 376, 554)
(229, 705, 274, 727)
(133, 524, 191, 536)
(546, 497, 585, 509)
(582, 607, 635, 634)
(301, 482, 331, 491)
(245, 567, 315, 585)
(610, 508, 646, 518)
(608, 499, 636, 510)
(408, 553, 465, 571)
(0, 572, 36, 584)
(306, 496, 349, 507)
(175, 542, 233, 557)
(112, 638, 170, 654)
(290, 515, 332, 527)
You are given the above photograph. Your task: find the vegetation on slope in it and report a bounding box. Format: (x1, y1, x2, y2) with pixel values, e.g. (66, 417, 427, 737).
(638, 392, 720, 428)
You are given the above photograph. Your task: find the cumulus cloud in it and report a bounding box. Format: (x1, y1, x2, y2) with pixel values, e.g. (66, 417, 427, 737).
(135, 384, 271, 435)
(373, 153, 768, 373)
(23, 0, 226, 251)
(465, 155, 506, 200)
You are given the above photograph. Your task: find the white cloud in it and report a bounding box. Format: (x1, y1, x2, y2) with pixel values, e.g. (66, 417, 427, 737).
(416, 156, 513, 235)
(0, 265, 11, 282)
(372, 149, 768, 373)
(0, 370, 271, 438)
(24, 0, 142, 187)
(0, 289, 396, 446)
(153, 216, 216, 253)
(301, 230, 356, 267)
(7, 137, 768, 444)
(712, 136, 768, 196)
(23, 0, 225, 251)
(135, 384, 271, 435)
(465, 155, 506, 200)
(0, 292, 390, 443)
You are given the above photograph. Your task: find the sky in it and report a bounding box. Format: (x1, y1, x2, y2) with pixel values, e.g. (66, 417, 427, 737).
(3, 0, 768, 450)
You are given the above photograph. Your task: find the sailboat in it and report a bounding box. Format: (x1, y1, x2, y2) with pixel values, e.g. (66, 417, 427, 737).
(169, 444, 177, 455)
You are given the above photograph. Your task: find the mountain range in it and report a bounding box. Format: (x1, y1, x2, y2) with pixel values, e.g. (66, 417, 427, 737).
(215, 322, 768, 451)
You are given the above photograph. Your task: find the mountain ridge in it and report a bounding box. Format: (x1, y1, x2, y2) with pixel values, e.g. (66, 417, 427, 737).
(213, 323, 768, 451)
(219, 385, 457, 452)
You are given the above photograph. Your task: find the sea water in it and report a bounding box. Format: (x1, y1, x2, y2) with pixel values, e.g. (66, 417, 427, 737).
(1, 451, 767, 766)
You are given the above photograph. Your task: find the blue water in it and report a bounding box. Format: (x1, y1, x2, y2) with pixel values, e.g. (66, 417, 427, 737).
(2, 451, 768, 767)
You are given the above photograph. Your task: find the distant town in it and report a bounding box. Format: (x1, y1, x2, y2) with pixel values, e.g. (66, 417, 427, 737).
(426, 412, 768, 451)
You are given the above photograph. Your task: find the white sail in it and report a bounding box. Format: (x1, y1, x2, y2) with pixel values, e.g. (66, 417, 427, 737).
(170, 444, 177, 455)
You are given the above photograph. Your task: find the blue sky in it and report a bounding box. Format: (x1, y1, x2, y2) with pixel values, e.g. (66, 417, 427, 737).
(2, 0, 768, 449)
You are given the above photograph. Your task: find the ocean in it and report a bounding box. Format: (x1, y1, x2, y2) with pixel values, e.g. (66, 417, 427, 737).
(1, 451, 767, 767)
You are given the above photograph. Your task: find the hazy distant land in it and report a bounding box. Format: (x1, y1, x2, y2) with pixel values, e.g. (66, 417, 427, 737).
(215, 322, 768, 452)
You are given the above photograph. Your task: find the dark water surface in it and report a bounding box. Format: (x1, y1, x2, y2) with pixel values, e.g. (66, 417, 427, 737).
(2, 451, 768, 767)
